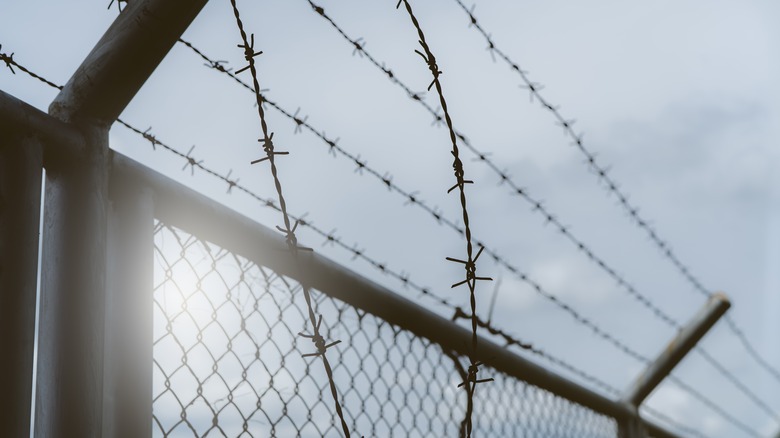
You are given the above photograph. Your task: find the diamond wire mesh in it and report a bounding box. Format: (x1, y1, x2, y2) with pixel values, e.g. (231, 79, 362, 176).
(152, 221, 618, 437)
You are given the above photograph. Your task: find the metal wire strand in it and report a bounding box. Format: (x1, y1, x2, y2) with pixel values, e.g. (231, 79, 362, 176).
(395, 1, 493, 435)
(446, 0, 780, 387)
(172, 37, 780, 426)
(1, 45, 768, 437)
(223, 3, 352, 435)
(292, 4, 780, 422)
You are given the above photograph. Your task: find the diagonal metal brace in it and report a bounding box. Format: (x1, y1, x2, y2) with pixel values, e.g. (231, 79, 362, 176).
(622, 292, 731, 408)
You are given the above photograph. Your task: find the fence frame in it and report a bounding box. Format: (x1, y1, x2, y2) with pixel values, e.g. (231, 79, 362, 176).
(0, 0, 732, 435)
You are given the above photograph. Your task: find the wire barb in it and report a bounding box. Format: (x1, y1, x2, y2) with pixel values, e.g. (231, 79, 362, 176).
(396, 1, 490, 436)
(0, 47, 16, 74)
(298, 315, 342, 358)
(295, 2, 780, 419)
(226, 1, 351, 436)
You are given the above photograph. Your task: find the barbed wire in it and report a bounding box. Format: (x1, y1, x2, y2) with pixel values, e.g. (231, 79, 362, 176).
(298, 3, 780, 423)
(449, 307, 620, 396)
(175, 38, 653, 373)
(0, 45, 63, 90)
(1, 45, 768, 437)
(300, 0, 680, 336)
(451, 309, 763, 438)
(174, 37, 780, 426)
(396, 1, 492, 435)
(446, 0, 780, 387)
(225, 2, 352, 436)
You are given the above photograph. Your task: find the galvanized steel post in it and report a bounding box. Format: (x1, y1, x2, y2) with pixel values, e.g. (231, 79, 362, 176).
(35, 121, 111, 436)
(31, 0, 207, 434)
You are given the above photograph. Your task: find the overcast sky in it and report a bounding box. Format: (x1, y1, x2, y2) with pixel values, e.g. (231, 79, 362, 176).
(2, 0, 780, 436)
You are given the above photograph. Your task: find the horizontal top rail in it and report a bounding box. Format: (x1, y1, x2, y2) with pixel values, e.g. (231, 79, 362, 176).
(111, 150, 681, 436)
(0, 90, 83, 161)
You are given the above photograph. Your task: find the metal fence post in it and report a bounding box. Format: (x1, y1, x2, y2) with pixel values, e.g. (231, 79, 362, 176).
(35, 121, 111, 436)
(31, 0, 207, 434)
(0, 133, 43, 438)
(104, 182, 155, 438)
(617, 404, 645, 438)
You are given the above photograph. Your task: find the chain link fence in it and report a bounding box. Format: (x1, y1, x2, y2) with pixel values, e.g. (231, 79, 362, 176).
(152, 221, 618, 437)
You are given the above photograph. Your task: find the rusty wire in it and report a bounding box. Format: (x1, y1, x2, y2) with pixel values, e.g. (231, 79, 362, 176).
(446, 0, 780, 388)
(224, 2, 351, 435)
(2, 45, 771, 436)
(395, 0, 493, 435)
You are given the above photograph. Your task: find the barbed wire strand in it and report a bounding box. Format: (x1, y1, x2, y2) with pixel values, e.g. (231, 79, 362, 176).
(224, 4, 352, 436)
(446, 0, 780, 387)
(267, 2, 780, 421)
(1, 46, 766, 437)
(172, 37, 780, 425)
(451, 309, 762, 438)
(299, 0, 679, 334)
(396, 1, 494, 435)
(294, 0, 780, 421)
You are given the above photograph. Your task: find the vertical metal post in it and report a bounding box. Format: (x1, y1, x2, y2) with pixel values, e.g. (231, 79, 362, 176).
(35, 121, 111, 437)
(31, 0, 208, 433)
(104, 183, 155, 438)
(0, 133, 43, 438)
(617, 405, 645, 438)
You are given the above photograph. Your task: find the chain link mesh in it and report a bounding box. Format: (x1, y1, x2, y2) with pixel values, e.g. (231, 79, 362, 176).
(152, 221, 618, 437)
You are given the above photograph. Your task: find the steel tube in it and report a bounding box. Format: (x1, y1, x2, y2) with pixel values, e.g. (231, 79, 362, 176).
(0, 89, 84, 163)
(622, 293, 731, 407)
(0, 133, 43, 438)
(49, 0, 209, 124)
(35, 122, 110, 437)
(33, 0, 209, 433)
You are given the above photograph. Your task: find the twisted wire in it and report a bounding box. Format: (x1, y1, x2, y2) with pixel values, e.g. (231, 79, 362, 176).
(450, 307, 620, 397)
(2, 45, 768, 436)
(294, 4, 780, 421)
(175, 37, 780, 424)
(451, 309, 763, 438)
(1, 46, 63, 90)
(301, 0, 679, 337)
(447, 0, 780, 386)
(175, 37, 651, 373)
(225, 3, 351, 435)
(121, 120, 626, 414)
(396, 1, 493, 435)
